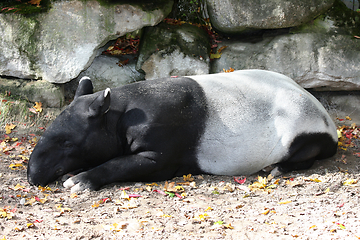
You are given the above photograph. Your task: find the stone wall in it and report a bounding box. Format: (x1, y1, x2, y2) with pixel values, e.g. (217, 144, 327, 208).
(0, 0, 359, 109)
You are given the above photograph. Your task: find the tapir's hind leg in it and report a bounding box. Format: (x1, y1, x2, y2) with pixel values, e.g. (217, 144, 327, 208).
(274, 133, 337, 174)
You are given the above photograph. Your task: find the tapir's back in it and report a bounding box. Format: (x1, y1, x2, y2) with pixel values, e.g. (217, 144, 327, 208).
(189, 70, 337, 175)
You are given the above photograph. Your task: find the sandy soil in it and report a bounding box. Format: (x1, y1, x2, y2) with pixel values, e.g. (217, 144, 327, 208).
(0, 117, 359, 240)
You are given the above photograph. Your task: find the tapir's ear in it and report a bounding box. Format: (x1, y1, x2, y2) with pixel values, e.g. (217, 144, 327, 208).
(88, 88, 111, 117)
(74, 77, 94, 99)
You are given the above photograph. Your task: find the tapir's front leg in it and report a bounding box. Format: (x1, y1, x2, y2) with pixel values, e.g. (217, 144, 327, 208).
(63, 154, 163, 192)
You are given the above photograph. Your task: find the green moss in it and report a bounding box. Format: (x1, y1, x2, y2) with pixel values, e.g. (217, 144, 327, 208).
(291, 0, 360, 36)
(327, 0, 360, 35)
(0, 0, 52, 15)
(168, 0, 206, 24)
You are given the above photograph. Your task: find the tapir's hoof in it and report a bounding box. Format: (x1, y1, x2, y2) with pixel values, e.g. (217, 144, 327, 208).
(63, 173, 95, 193)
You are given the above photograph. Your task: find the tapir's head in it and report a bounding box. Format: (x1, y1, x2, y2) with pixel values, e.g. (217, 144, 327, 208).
(27, 77, 115, 187)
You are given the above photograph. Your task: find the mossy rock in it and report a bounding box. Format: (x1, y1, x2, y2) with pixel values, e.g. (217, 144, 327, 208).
(0, 78, 64, 108)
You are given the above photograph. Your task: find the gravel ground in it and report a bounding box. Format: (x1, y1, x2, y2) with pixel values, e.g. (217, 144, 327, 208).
(0, 116, 359, 240)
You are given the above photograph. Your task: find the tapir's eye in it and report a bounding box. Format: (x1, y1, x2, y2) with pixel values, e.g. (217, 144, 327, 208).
(61, 141, 74, 149)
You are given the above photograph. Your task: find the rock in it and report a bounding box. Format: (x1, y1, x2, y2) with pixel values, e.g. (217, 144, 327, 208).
(77, 54, 144, 92)
(0, 0, 173, 83)
(206, 0, 335, 34)
(0, 78, 64, 108)
(312, 91, 360, 123)
(136, 23, 211, 80)
(211, 29, 360, 91)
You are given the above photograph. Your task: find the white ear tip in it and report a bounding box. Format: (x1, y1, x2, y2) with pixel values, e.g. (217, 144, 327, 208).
(80, 76, 91, 82)
(104, 88, 111, 97)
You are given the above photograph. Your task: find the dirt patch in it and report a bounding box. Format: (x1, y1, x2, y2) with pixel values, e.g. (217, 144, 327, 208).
(0, 118, 359, 239)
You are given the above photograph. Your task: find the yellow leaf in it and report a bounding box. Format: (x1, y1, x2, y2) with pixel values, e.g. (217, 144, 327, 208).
(24, 197, 36, 206)
(9, 163, 25, 170)
(346, 116, 352, 121)
(5, 123, 16, 134)
(205, 207, 213, 212)
(26, 223, 34, 228)
(262, 209, 270, 215)
(34, 102, 43, 112)
(175, 185, 185, 192)
(70, 193, 78, 199)
(91, 202, 100, 208)
(224, 223, 234, 229)
(337, 130, 342, 138)
(309, 225, 317, 229)
(14, 183, 25, 190)
(343, 179, 358, 185)
(56, 204, 71, 213)
(146, 183, 158, 186)
(183, 174, 194, 182)
(210, 53, 222, 59)
(120, 190, 130, 200)
(278, 200, 292, 204)
(304, 177, 322, 183)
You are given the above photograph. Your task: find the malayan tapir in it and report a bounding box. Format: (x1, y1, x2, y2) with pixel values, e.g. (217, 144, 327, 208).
(27, 70, 338, 192)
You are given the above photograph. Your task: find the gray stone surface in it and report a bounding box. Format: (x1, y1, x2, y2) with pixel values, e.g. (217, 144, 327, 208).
(137, 23, 211, 79)
(0, 0, 173, 83)
(206, 0, 334, 33)
(77, 55, 144, 92)
(211, 30, 360, 90)
(0, 78, 64, 108)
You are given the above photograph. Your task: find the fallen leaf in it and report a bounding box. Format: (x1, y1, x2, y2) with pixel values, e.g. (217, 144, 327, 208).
(5, 123, 16, 134)
(217, 46, 228, 53)
(9, 163, 25, 170)
(210, 53, 221, 59)
(183, 174, 194, 182)
(33, 102, 43, 112)
(29, 0, 41, 7)
(56, 204, 71, 213)
(13, 183, 25, 190)
(0, 208, 14, 219)
(336, 222, 346, 229)
(234, 176, 246, 184)
(164, 181, 177, 192)
(343, 179, 358, 185)
(278, 200, 292, 204)
(26, 223, 35, 228)
(304, 177, 322, 183)
(223, 67, 235, 73)
(224, 223, 234, 229)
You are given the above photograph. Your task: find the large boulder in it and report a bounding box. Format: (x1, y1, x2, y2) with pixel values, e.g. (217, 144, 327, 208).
(206, 0, 335, 34)
(211, 1, 360, 92)
(211, 32, 360, 91)
(136, 23, 211, 80)
(77, 55, 145, 92)
(0, 0, 173, 83)
(0, 78, 64, 108)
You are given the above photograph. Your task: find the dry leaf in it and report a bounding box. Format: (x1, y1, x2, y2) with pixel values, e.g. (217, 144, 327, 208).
(343, 179, 358, 185)
(5, 123, 16, 134)
(183, 174, 194, 182)
(164, 181, 177, 192)
(29, 0, 41, 7)
(34, 102, 43, 112)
